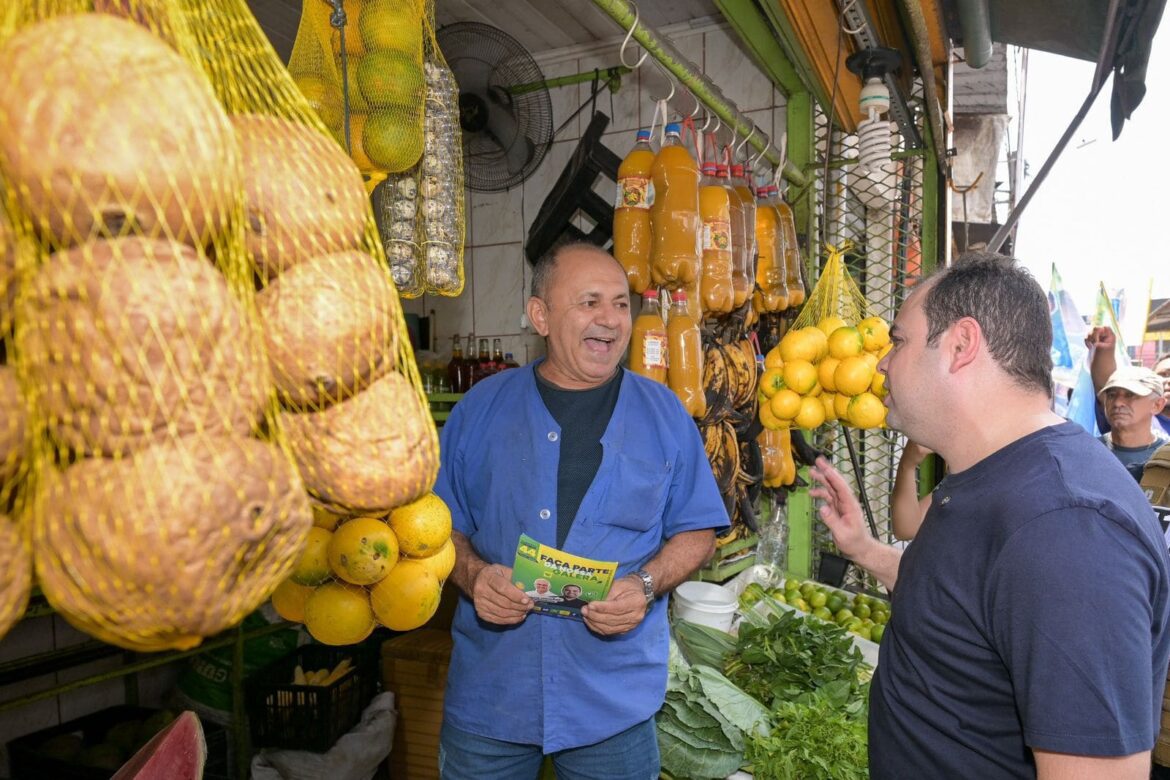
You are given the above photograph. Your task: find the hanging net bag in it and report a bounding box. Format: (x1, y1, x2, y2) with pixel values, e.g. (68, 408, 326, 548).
(0, 0, 439, 650)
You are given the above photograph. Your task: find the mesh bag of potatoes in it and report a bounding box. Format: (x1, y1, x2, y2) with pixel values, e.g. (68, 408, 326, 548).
(0, 206, 32, 643)
(0, 0, 439, 650)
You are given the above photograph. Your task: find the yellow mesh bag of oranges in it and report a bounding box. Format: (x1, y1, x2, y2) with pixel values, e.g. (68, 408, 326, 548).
(0, 0, 439, 650)
(758, 242, 891, 432)
(289, 0, 427, 186)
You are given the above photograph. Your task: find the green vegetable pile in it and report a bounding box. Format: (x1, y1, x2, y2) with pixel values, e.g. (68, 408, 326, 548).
(662, 595, 872, 779)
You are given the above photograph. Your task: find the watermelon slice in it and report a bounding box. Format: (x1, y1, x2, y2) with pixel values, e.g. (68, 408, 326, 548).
(111, 710, 206, 780)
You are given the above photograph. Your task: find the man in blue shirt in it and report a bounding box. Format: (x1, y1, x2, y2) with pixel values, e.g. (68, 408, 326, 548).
(810, 253, 1170, 779)
(434, 243, 729, 780)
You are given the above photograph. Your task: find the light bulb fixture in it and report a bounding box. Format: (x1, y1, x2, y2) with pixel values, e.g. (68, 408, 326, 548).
(845, 47, 901, 175)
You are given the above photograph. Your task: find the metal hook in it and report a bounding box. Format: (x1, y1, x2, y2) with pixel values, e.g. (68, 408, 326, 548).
(619, 2, 649, 69)
(734, 126, 756, 160)
(699, 110, 713, 133)
(751, 142, 769, 168)
(689, 93, 702, 119)
(648, 60, 675, 103)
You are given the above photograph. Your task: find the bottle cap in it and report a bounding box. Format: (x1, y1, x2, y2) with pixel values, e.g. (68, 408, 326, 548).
(731, 164, 745, 178)
(716, 163, 729, 177)
(701, 161, 717, 176)
(671, 290, 688, 303)
(665, 122, 681, 135)
(636, 129, 651, 141)
(642, 288, 659, 299)
(504, 352, 514, 359)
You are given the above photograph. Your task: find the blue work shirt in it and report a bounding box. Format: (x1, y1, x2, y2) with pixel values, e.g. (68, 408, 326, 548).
(434, 361, 729, 752)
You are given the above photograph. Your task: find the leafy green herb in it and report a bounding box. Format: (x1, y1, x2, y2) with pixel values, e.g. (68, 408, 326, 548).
(744, 687, 869, 780)
(724, 606, 867, 708)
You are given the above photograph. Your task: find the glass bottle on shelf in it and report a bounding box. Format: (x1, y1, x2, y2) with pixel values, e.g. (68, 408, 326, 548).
(491, 338, 505, 371)
(472, 337, 492, 384)
(446, 335, 466, 394)
(464, 334, 476, 388)
(503, 352, 520, 369)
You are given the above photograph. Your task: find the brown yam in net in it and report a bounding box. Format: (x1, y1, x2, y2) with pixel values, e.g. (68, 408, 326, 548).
(0, 367, 25, 491)
(0, 207, 14, 336)
(0, 516, 31, 642)
(232, 114, 369, 280)
(0, 15, 240, 248)
(31, 435, 312, 652)
(17, 237, 270, 457)
(257, 250, 399, 409)
(282, 371, 437, 514)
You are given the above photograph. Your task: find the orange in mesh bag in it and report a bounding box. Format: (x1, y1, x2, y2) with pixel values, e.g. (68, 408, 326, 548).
(290, 0, 426, 186)
(0, 365, 31, 644)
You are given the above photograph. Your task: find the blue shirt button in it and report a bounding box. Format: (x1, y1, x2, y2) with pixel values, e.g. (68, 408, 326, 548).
(548, 431, 559, 442)
(539, 509, 551, 520)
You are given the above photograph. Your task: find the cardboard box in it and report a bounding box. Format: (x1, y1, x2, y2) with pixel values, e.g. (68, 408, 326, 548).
(381, 629, 453, 780)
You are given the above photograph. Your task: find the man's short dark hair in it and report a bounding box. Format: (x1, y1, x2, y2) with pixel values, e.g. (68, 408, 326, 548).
(921, 251, 1053, 398)
(530, 242, 615, 299)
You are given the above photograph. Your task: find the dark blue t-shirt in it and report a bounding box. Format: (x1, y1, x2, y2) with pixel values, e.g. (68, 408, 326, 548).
(870, 422, 1170, 778)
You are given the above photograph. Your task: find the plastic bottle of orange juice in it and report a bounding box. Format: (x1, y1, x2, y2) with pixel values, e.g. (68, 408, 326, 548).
(722, 162, 748, 309)
(698, 161, 733, 315)
(731, 163, 756, 306)
(666, 289, 706, 417)
(649, 123, 700, 288)
(628, 288, 668, 385)
(613, 129, 655, 293)
(776, 195, 805, 306)
(754, 185, 788, 313)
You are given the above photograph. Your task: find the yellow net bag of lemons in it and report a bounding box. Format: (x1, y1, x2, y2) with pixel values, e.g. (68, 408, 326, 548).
(758, 241, 891, 432)
(0, 0, 439, 650)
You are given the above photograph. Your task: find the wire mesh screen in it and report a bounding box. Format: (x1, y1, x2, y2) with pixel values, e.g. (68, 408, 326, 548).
(805, 91, 929, 594)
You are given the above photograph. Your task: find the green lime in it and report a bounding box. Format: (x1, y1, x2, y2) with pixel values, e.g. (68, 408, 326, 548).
(812, 606, 833, 622)
(809, 591, 828, 609)
(870, 623, 886, 642)
(854, 603, 871, 619)
(834, 608, 854, 625)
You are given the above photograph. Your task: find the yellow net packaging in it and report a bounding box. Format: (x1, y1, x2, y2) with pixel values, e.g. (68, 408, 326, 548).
(0, 204, 31, 643)
(289, 0, 426, 188)
(0, 0, 440, 650)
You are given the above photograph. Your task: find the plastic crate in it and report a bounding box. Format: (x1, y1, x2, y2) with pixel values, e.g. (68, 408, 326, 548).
(7, 705, 228, 780)
(245, 642, 378, 753)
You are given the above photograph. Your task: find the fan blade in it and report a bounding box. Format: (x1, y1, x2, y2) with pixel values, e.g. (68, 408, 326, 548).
(485, 86, 533, 175)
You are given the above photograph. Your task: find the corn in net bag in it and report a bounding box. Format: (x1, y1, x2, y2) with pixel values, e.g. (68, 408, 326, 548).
(0, 0, 438, 651)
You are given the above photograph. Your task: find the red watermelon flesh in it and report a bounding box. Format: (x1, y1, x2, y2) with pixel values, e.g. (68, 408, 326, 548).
(111, 710, 206, 780)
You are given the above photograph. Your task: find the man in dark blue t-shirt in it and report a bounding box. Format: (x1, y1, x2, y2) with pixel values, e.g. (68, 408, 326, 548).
(811, 254, 1170, 779)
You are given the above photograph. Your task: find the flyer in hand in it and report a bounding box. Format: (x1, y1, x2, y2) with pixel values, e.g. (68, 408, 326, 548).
(511, 534, 618, 621)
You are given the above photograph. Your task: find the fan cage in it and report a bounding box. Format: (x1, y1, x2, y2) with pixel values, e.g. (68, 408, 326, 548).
(437, 21, 554, 192)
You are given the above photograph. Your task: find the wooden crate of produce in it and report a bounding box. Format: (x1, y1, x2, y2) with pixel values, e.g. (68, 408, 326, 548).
(381, 629, 453, 780)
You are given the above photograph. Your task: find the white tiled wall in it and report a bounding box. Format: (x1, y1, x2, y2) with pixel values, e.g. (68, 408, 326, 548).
(404, 19, 788, 365)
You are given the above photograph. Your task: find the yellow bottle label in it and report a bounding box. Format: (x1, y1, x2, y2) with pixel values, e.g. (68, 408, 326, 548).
(642, 333, 668, 368)
(616, 176, 653, 210)
(702, 220, 731, 251)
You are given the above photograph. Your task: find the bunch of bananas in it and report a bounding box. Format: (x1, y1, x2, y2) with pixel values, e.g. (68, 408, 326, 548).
(698, 338, 765, 543)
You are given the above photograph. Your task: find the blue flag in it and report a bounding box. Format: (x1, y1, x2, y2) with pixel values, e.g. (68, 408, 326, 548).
(1048, 265, 1087, 390)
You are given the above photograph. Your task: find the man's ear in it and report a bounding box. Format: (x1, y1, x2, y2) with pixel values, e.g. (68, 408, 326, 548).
(1154, 395, 1168, 416)
(946, 316, 982, 373)
(526, 296, 550, 337)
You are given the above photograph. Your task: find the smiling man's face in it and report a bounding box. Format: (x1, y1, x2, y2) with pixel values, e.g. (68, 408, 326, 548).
(527, 247, 631, 390)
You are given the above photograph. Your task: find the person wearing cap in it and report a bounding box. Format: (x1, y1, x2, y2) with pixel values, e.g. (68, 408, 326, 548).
(1085, 326, 1170, 436)
(1098, 365, 1170, 481)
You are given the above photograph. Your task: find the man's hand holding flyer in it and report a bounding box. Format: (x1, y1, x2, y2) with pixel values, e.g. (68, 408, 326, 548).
(511, 534, 618, 620)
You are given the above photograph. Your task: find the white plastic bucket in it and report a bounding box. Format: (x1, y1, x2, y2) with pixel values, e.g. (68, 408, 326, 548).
(672, 581, 738, 632)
